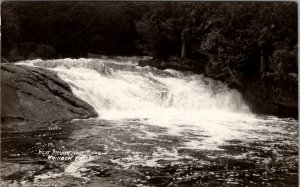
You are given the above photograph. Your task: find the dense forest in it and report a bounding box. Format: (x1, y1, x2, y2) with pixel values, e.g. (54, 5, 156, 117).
(1, 2, 298, 117)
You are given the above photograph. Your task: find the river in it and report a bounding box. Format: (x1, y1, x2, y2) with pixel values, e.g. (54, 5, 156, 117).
(1, 58, 298, 187)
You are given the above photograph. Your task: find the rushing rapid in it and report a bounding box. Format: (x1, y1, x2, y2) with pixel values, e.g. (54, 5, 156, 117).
(7, 58, 297, 187)
(17, 58, 257, 150)
(18, 58, 250, 117)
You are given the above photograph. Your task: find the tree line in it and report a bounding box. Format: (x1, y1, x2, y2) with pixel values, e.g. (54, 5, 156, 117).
(2, 2, 298, 80)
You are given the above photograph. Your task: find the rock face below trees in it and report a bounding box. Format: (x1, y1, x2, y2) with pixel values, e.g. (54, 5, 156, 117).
(1, 64, 98, 131)
(139, 58, 298, 118)
(242, 76, 298, 118)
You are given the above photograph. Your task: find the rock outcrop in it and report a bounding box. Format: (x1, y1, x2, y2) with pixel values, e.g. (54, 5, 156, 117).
(138, 57, 298, 118)
(242, 76, 298, 118)
(1, 64, 98, 131)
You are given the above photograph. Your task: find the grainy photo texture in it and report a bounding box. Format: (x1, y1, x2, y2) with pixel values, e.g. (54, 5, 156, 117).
(1, 1, 298, 187)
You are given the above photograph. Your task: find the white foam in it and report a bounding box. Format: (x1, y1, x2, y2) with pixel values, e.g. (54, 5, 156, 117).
(110, 147, 193, 168)
(16, 58, 296, 151)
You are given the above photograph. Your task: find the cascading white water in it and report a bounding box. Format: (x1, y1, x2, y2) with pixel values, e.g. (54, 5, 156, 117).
(7, 58, 298, 187)
(17, 58, 265, 150)
(18, 58, 265, 150)
(18, 58, 251, 121)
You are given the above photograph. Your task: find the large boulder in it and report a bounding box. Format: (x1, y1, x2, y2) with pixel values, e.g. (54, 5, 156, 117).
(1, 64, 98, 131)
(242, 76, 298, 118)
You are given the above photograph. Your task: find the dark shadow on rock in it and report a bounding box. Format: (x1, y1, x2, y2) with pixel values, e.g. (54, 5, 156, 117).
(1, 64, 98, 132)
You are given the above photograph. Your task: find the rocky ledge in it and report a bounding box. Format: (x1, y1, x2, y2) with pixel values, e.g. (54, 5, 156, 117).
(1, 64, 98, 131)
(139, 58, 298, 118)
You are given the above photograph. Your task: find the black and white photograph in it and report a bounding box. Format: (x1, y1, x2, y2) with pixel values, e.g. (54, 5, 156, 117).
(0, 1, 298, 187)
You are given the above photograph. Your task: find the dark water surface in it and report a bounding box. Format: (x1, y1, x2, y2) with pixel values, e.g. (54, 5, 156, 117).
(1, 116, 298, 187)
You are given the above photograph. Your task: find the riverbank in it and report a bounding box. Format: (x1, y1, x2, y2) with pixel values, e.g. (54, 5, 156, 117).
(138, 57, 298, 119)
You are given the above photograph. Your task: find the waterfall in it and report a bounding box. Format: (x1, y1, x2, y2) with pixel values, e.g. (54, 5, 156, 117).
(17, 58, 251, 122)
(8, 58, 297, 185)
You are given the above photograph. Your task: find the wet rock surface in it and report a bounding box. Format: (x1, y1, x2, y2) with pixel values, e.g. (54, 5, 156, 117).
(1, 64, 97, 132)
